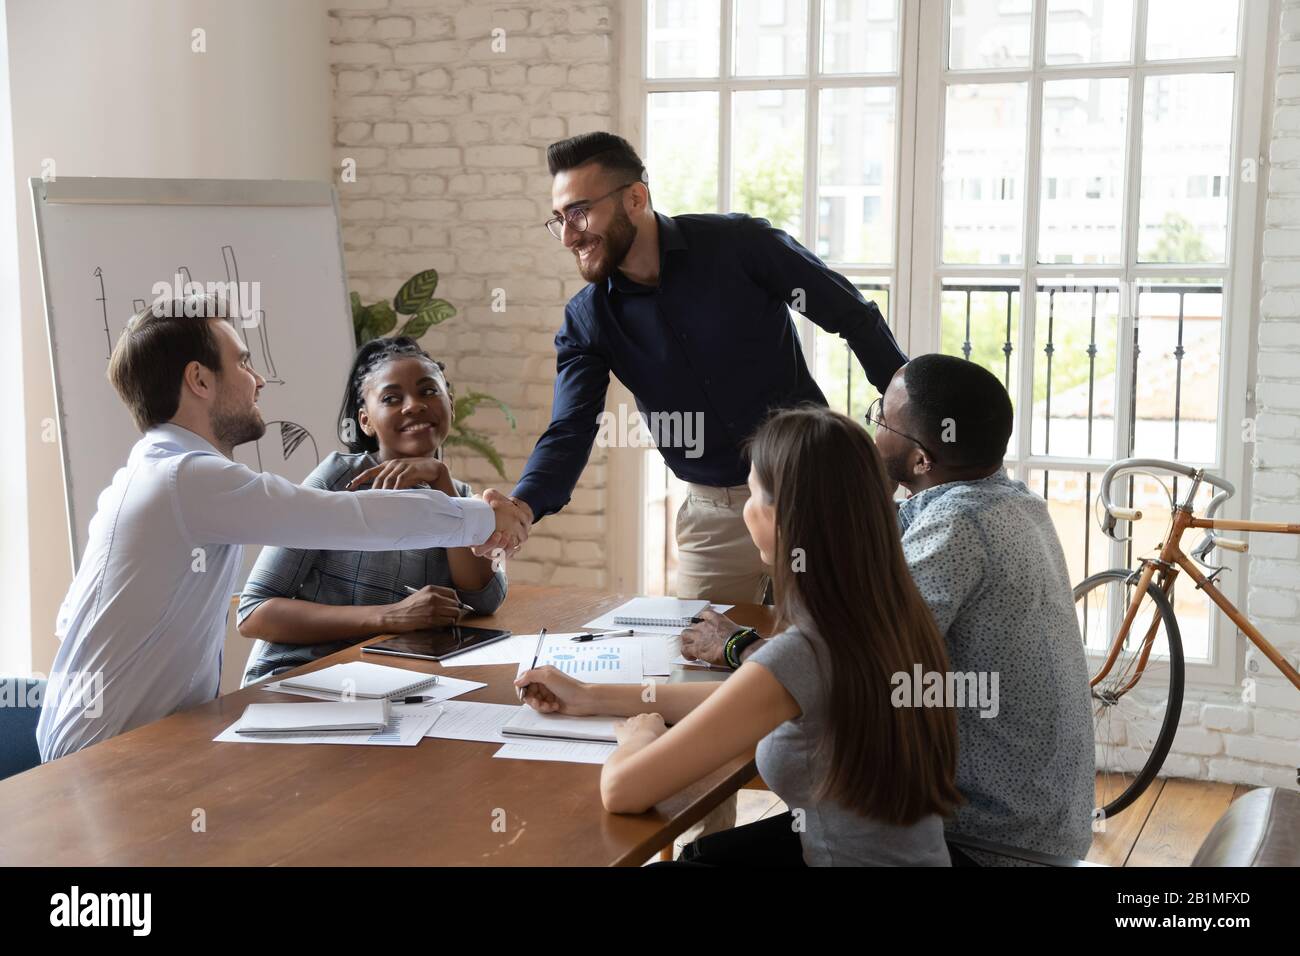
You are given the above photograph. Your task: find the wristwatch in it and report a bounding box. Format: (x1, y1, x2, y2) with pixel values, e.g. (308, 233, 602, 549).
(723, 627, 761, 670)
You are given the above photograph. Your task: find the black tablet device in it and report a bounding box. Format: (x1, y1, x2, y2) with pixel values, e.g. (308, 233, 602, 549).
(362, 625, 513, 662)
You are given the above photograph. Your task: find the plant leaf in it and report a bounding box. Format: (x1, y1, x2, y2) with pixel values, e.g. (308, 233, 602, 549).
(453, 390, 516, 430)
(394, 269, 440, 314)
(365, 301, 398, 338)
(401, 299, 456, 339)
(444, 426, 506, 479)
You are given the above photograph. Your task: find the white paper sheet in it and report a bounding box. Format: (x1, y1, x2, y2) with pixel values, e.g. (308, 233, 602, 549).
(493, 740, 615, 765)
(565, 633, 670, 676)
(425, 701, 618, 764)
(511, 633, 643, 684)
(422, 699, 522, 744)
(637, 634, 673, 676)
(214, 707, 439, 746)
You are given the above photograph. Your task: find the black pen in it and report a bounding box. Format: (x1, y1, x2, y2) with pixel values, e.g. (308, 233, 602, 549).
(518, 627, 547, 701)
(571, 629, 635, 642)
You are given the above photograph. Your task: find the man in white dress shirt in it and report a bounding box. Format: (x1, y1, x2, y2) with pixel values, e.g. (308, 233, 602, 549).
(37, 295, 527, 761)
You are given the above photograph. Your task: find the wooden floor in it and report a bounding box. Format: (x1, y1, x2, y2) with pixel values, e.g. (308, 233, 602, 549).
(721, 774, 1254, 866)
(1086, 774, 1255, 866)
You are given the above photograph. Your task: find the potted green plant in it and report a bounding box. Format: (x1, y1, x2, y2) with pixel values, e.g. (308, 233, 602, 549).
(351, 269, 516, 479)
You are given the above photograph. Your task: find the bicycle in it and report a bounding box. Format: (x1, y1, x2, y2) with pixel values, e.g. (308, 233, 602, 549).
(1075, 457, 1300, 818)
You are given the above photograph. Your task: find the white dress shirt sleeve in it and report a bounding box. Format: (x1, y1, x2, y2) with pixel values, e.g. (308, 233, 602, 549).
(171, 452, 496, 550)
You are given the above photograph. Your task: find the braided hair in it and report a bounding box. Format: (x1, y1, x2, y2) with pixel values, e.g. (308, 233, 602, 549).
(338, 336, 451, 454)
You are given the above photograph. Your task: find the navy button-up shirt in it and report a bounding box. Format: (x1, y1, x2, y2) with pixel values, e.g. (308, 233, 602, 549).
(512, 212, 907, 520)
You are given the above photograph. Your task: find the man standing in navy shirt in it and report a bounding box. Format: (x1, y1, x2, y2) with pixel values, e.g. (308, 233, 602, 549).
(490, 132, 906, 604)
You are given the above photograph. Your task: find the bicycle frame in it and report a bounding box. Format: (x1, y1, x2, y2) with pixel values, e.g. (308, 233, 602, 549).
(1095, 490, 1300, 696)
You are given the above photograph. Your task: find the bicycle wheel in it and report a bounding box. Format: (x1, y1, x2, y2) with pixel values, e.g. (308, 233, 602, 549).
(1073, 568, 1185, 820)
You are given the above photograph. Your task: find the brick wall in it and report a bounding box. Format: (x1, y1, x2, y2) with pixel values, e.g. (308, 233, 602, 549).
(1214, 0, 1300, 787)
(328, 0, 615, 588)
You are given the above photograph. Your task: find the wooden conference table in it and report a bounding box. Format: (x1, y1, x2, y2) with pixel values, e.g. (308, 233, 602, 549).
(0, 586, 773, 866)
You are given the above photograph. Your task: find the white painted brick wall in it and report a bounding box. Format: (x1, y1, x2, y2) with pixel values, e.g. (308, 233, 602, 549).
(329, 0, 615, 589)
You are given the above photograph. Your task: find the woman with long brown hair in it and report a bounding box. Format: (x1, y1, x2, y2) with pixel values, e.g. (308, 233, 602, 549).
(514, 406, 962, 865)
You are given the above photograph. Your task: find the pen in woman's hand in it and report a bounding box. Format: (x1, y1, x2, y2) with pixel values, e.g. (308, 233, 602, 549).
(403, 584, 474, 617)
(518, 627, 547, 701)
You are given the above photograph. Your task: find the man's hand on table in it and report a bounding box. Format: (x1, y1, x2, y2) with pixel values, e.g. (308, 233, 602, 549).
(680, 608, 752, 667)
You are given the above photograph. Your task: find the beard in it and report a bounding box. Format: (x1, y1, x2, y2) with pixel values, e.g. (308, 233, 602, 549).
(211, 394, 266, 449)
(573, 204, 637, 284)
(881, 446, 913, 488)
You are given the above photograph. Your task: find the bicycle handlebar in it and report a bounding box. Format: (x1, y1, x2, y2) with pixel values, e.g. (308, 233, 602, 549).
(1097, 458, 1236, 562)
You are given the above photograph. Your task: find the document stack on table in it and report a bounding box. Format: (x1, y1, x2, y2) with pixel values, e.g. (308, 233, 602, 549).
(215, 698, 439, 747)
(216, 661, 484, 747)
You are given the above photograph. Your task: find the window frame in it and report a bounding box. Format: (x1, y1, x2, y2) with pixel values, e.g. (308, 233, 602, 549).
(617, 0, 1272, 688)
(912, 0, 1272, 687)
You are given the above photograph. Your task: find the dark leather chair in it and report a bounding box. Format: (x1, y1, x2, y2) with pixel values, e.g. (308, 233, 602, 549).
(946, 787, 1300, 867)
(0, 677, 44, 781)
(1191, 787, 1300, 867)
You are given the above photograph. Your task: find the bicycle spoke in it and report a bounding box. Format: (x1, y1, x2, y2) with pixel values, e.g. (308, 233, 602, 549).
(1076, 569, 1184, 818)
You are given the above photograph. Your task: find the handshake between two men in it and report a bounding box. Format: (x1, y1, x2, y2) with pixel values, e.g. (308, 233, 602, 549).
(341, 455, 531, 564)
(470, 487, 534, 561)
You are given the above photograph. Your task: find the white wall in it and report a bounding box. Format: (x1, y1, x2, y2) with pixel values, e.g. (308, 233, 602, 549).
(1234, 0, 1300, 784)
(0, 1, 28, 677)
(0, 0, 332, 679)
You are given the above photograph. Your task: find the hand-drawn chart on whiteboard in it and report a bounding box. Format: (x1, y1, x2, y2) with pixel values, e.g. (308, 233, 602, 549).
(33, 178, 355, 564)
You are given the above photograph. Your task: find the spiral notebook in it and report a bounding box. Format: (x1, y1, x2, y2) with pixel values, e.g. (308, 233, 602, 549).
(501, 707, 620, 744)
(610, 598, 710, 628)
(235, 699, 391, 735)
(278, 661, 439, 700)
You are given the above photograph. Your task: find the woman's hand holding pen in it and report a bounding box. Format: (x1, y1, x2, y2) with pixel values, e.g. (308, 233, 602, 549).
(380, 584, 464, 631)
(513, 665, 598, 716)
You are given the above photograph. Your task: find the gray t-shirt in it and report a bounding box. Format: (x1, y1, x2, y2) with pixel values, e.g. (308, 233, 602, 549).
(749, 627, 952, 867)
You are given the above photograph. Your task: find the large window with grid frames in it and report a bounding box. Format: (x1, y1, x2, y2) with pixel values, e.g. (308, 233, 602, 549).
(914, 0, 1269, 681)
(632, 0, 916, 596)
(623, 0, 1269, 679)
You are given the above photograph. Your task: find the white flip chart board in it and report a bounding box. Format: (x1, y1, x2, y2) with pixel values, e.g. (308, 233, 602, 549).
(32, 177, 356, 566)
